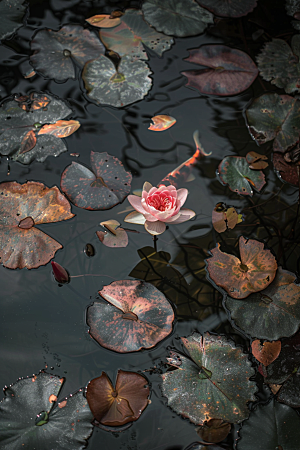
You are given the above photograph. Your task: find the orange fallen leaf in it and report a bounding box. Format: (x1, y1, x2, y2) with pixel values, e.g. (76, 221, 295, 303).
(148, 115, 176, 131)
(212, 202, 242, 233)
(246, 151, 269, 170)
(251, 339, 281, 366)
(38, 120, 80, 138)
(19, 130, 37, 155)
(86, 14, 121, 28)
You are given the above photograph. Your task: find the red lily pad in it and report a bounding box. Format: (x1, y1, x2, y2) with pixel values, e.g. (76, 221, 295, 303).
(206, 236, 277, 299)
(212, 202, 242, 233)
(30, 24, 105, 81)
(251, 340, 281, 366)
(96, 220, 128, 248)
(60, 151, 132, 210)
(0, 181, 74, 269)
(273, 152, 299, 187)
(86, 279, 174, 353)
(196, 0, 257, 17)
(86, 370, 149, 426)
(182, 45, 258, 96)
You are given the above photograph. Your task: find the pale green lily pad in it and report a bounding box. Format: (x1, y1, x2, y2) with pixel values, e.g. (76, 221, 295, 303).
(142, 0, 214, 37)
(0, 0, 27, 41)
(82, 54, 152, 108)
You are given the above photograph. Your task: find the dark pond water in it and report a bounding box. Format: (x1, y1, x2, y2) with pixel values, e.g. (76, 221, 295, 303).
(1, 0, 300, 449)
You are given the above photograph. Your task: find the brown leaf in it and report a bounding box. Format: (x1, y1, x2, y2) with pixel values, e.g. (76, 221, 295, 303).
(96, 219, 128, 248)
(19, 130, 37, 155)
(38, 120, 81, 138)
(148, 115, 176, 131)
(251, 339, 281, 366)
(197, 419, 231, 444)
(212, 203, 242, 233)
(86, 14, 121, 28)
(246, 151, 269, 170)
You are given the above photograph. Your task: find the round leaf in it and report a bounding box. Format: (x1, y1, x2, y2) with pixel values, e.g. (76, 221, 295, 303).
(0, 181, 74, 269)
(182, 45, 258, 96)
(196, 0, 257, 17)
(60, 151, 132, 210)
(225, 267, 300, 340)
(86, 279, 174, 353)
(96, 220, 128, 248)
(0, 0, 27, 41)
(30, 24, 105, 81)
(251, 340, 281, 366)
(218, 156, 266, 195)
(86, 370, 149, 426)
(142, 0, 214, 38)
(273, 152, 299, 187)
(82, 54, 152, 108)
(161, 332, 257, 425)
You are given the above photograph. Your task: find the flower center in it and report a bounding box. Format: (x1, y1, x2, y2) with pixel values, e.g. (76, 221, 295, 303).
(147, 193, 174, 211)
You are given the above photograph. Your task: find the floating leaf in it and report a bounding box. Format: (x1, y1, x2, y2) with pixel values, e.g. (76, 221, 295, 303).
(96, 219, 128, 248)
(212, 203, 242, 233)
(30, 24, 105, 81)
(237, 399, 300, 450)
(86, 279, 174, 353)
(182, 45, 258, 96)
(82, 54, 152, 108)
(0, 92, 77, 164)
(61, 151, 132, 210)
(148, 115, 176, 131)
(142, 0, 214, 37)
(251, 340, 281, 366)
(0, 0, 27, 41)
(196, 419, 231, 444)
(206, 236, 277, 299)
(246, 93, 300, 152)
(38, 120, 80, 138)
(51, 261, 70, 284)
(286, 0, 300, 29)
(0, 372, 93, 450)
(273, 152, 299, 187)
(246, 151, 268, 170)
(218, 156, 266, 196)
(98, 9, 173, 60)
(86, 14, 121, 28)
(196, 0, 257, 17)
(161, 332, 257, 425)
(86, 370, 149, 426)
(0, 181, 74, 269)
(257, 36, 300, 94)
(225, 267, 300, 340)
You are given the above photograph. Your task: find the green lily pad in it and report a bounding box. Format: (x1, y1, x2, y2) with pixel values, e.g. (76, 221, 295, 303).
(218, 156, 266, 196)
(30, 24, 105, 81)
(98, 9, 173, 60)
(257, 36, 300, 94)
(196, 0, 257, 17)
(245, 93, 300, 152)
(0, 0, 27, 41)
(142, 0, 214, 38)
(0, 372, 94, 450)
(162, 332, 256, 425)
(237, 399, 300, 450)
(0, 92, 74, 164)
(225, 267, 300, 340)
(82, 54, 152, 108)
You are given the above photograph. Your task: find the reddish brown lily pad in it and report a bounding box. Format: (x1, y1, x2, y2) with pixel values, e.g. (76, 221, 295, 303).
(86, 370, 149, 426)
(196, 419, 231, 444)
(273, 152, 299, 187)
(86, 279, 174, 353)
(206, 236, 277, 299)
(251, 340, 281, 366)
(60, 151, 132, 210)
(0, 181, 74, 269)
(182, 45, 258, 96)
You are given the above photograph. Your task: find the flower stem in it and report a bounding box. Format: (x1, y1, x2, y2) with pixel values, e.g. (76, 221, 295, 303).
(153, 235, 158, 252)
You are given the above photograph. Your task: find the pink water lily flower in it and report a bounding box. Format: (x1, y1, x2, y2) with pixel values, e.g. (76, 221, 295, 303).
(124, 182, 195, 235)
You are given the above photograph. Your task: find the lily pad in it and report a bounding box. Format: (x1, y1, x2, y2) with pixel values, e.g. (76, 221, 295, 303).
(86, 279, 174, 353)
(0, 181, 74, 269)
(0, 92, 77, 164)
(218, 156, 266, 196)
(86, 370, 149, 426)
(0, 0, 27, 41)
(0, 372, 94, 450)
(286, 0, 300, 16)
(96, 219, 128, 248)
(98, 9, 173, 60)
(60, 151, 132, 210)
(273, 152, 299, 187)
(182, 45, 258, 96)
(196, 0, 257, 17)
(206, 236, 277, 299)
(225, 267, 300, 340)
(30, 24, 105, 81)
(245, 93, 300, 152)
(196, 419, 231, 444)
(142, 0, 214, 38)
(82, 54, 152, 108)
(161, 332, 257, 425)
(212, 203, 242, 233)
(251, 340, 281, 366)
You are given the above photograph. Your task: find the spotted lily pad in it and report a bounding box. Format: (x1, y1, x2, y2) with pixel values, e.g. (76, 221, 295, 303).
(86, 370, 149, 426)
(0, 92, 77, 164)
(98, 9, 173, 61)
(30, 24, 105, 81)
(206, 236, 277, 299)
(61, 151, 132, 210)
(86, 279, 174, 353)
(0, 372, 93, 450)
(182, 45, 258, 96)
(142, 0, 214, 38)
(0, 181, 74, 269)
(96, 219, 128, 248)
(273, 152, 299, 186)
(82, 54, 152, 108)
(218, 156, 266, 196)
(246, 93, 300, 152)
(161, 332, 257, 425)
(0, 0, 27, 41)
(196, 0, 257, 17)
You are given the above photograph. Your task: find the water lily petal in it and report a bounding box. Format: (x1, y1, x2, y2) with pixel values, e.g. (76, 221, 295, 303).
(148, 186, 158, 196)
(141, 197, 151, 213)
(124, 211, 146, 225)
(145, 220, 166, 235)
(165, 208, 195, 224)
(176, 188, 188, 207)
(127, 195, 146, 214)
